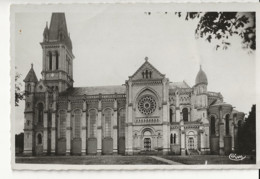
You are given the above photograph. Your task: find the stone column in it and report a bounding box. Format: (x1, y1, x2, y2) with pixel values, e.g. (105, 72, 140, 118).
(51, 111, 56, 154)
(81, 100, 87, 155)
(180, 120, 185, 155)
(42, 47, 46, 71)
(199, 126, 204, 152)
(50, 91, 57, 155)
(204, 125, 210, 154)
(43, 92, 49, 154)
(43, 111, 48, 154)
(23, 112, 33, 155)
(175, 91, 180, 122)
(162, 104, 169, 155)
(113, 98, 118, 154)
(233, 114, 238, 151)
(127, 104, 133, 155)
(219, 106, 225, 155)
(126, 80, 133, 155)
(230, 121, 235, 151)
(66, 101, 71, 155)
(97, 98, 102, 155)
(162, 78, 170, 155)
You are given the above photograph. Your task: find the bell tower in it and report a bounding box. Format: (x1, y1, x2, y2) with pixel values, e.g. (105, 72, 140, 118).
(40, 13, 74, 92)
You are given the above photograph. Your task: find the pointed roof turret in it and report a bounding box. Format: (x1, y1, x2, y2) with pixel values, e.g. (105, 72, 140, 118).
(43, 22, 49, 41)
(24, 64, 38, 83)
(195, 65, 208, 86)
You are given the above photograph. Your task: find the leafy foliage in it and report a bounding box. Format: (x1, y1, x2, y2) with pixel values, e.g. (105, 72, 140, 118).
(176, 12, 255, 52)
(237, 105, 256, 155)
(15, 67, 24, 106)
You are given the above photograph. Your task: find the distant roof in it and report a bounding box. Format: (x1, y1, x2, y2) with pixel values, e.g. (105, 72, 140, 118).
(23, 64, 38, 83)
(65, 85, 126, 96)
(170, 81, 191, 89)
(63, 81, 192, 96)
(169, 81, 191, 94)
(211, 101, 232, 107)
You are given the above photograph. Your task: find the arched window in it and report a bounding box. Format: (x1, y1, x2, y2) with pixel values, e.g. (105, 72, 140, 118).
(119, 108, 125, 137)
(49, 51, 52, 70)
(170, 108, 173, 123)
(104, 109, 112, 138)
(211, 116, 216, 135)
(55, 51, 59, 70)
(59, 110, 66, 138)
(74, 109, 81, 138)
(37, 133, 42, 145)
(173, 133, 176, 144)
(89, 109, 97, 138)
(182, 108, 188, 122)
(170, 133, 173, 144)
(37, 103, 44, 124)
(225, 114, 230, 135)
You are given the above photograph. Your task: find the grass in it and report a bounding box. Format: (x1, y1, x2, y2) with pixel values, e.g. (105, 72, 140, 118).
(161, 155, 256, 165)
(15, 154, 256, 165)
(15, 155, 168, 165)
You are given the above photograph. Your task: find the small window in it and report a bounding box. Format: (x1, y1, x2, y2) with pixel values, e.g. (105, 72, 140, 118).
(59, 110, 66, 138)
(89, 109, 97, 138)
(119, 108, 126, 137)
(55, 51, 59, 70)
(225, 114, 230, 135)
(74, 109, 81, 138)
(170, 108, 173, 123)
(211, 116, 216, 135)
(37, 103, 44, 124)
(49, 51, 52, 70)
(37, 133, 42, 145)
(104, 109, 112, 138)
(182, 108, 188, 122)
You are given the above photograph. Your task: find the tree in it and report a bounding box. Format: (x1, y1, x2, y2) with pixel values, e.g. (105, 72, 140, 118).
(237, 104, 256, 155)
(176, 12, 255, 52)
(15, 67, 24, 106)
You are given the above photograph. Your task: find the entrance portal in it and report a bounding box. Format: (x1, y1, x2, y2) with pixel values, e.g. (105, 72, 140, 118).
(144, 138, 151, 151)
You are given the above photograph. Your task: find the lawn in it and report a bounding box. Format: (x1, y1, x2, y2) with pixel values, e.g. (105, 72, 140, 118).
(15, 155, 256, 165)
(161, 155, 256, 165)
(15, 155, 168, 165)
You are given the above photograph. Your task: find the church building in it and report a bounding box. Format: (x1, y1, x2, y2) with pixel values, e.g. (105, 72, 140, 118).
(23, 13, 245, 156)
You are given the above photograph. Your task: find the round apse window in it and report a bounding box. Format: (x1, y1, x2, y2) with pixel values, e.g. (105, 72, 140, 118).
(138, 95, 156, 115)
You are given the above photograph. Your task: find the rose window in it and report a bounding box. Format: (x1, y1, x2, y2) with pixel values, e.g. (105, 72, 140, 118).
(138, 95, 156, 115)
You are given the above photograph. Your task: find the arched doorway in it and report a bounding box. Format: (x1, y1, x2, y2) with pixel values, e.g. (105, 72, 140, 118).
(186, 131, 197, 150)
(188, 137, 195, 150)
(142, 130, 153, 151)
(144, 138, 151, 151)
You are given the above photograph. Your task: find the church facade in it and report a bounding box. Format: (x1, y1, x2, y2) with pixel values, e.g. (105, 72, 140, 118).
(23, 13, 245, 156)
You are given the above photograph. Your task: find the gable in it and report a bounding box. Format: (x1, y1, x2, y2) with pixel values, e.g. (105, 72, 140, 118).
(131, 60, 165, 80)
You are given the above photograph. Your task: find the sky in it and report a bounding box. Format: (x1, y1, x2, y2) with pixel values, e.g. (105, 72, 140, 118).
(14, 5, 255, 134)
